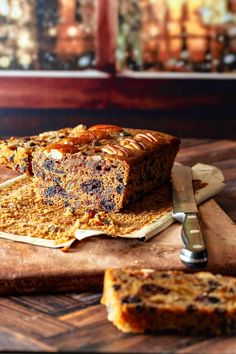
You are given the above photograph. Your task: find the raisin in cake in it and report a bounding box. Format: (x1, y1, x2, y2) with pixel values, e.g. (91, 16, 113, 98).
(101, 268, 236, 334)
(0, 124, 86, 174)
(32, 125, 180, 212)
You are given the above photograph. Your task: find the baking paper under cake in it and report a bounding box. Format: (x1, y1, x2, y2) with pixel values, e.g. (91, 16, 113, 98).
(0, 163, 225, 248)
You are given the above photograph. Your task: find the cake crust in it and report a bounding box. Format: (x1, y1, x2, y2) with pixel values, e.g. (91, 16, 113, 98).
(0, 124, 86, 175)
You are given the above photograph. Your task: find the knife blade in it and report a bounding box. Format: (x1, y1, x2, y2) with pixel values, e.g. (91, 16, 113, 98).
(172, 164, 208, 268)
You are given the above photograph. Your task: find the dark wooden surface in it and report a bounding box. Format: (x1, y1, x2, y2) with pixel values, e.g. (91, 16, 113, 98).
(0, 196, 235, 296)
(0, 140, 236, 295)
(0, 138, 236, 353)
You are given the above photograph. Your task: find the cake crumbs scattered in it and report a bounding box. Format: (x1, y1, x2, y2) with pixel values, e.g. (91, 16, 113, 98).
(0, 175, 206, 243)
(0, 176, 173, 242)
(61, 246, 71, 253)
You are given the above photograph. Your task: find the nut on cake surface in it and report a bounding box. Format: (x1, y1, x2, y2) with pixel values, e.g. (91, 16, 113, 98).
(0, 124, 86, 175)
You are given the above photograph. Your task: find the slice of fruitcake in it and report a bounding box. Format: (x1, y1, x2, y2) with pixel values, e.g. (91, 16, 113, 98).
(101, 268, 236, 334)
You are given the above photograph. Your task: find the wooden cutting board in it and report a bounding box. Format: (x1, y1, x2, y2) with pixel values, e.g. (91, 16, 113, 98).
(0, 167, 236, 295)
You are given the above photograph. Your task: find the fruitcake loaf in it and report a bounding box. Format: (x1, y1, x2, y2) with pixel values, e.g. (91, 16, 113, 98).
(101, 268, 236, 334)
(32, 125, 180, 212)
(0, 124, 86, 175)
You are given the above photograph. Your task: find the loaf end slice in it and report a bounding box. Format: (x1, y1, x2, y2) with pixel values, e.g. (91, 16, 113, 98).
(0, 124, 86, 175)
(101, 268, 236, 334)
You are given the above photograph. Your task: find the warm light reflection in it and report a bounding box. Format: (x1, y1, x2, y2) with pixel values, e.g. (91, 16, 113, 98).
(67, 25, 79, 37)
(0, 0, 96, 70)
(0, 0, 9, 16)
(118, 0, 236, 72)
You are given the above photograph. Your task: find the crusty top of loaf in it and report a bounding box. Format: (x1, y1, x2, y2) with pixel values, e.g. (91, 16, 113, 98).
(0, 124, 86, 151)
(41, 125, 180, 160)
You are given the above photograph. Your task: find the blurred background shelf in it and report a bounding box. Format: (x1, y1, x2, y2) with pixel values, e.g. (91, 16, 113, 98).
(1, 0, 236, 73)
(0, 0, 235, 138)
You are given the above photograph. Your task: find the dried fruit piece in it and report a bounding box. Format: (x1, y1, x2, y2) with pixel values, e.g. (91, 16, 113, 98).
(100, 197, 116, 212)
(141, 283, 170, 295)
(121, 296, 142, 304)
(116, 184, 124, 195)
(81, 179, 103, 195)
(186, 304, 197, 313)
(113, 284, 121, 291)
(195, 295, 220, 304)
(43, 159, 55, 171)
(45, 185, 67, 197)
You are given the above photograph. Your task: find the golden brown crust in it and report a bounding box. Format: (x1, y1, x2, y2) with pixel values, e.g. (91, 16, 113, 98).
(0, 124, 86, 174)
(39, 125, 179, 159)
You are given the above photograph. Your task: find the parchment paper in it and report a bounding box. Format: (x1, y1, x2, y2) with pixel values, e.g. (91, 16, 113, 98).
(75, 163, 225, 241)
(0, 163, 225, 247)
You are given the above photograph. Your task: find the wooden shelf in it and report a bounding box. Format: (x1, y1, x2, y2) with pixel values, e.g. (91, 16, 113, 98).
(0, 71, 235, 109)
(0, 0, 235, 109)
(0, 72, 109, 109)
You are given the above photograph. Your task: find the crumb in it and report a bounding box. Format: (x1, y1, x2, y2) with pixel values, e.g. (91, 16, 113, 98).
(0, 175, 208, 242)
(61, 246, 70, 252)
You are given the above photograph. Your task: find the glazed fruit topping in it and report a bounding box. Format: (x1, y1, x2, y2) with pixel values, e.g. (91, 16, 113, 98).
(88, 124, 123, 133)
(146, 133, 159, 142)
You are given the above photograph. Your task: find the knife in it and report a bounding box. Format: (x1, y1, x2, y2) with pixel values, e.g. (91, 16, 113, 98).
(172, 164, 208, 268)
